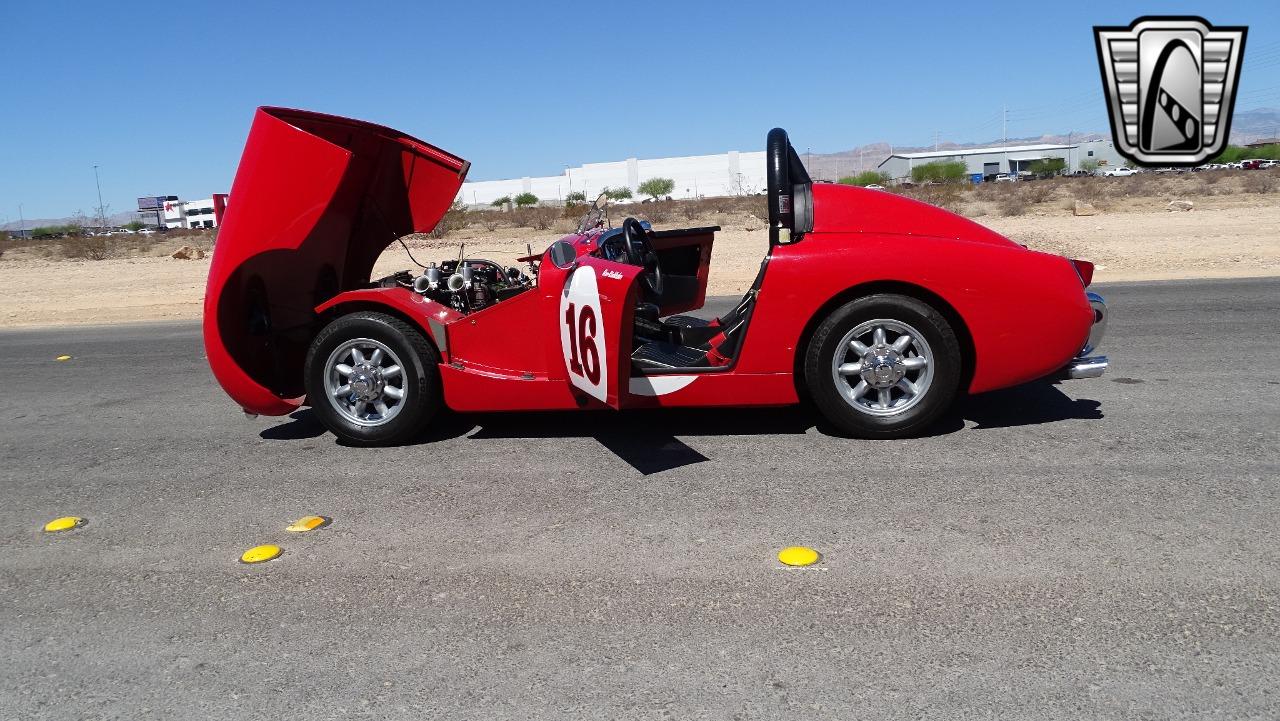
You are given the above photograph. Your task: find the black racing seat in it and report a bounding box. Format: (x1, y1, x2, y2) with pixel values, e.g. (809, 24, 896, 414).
(664, 256, 768, 347)
(631, 256, 768, 373)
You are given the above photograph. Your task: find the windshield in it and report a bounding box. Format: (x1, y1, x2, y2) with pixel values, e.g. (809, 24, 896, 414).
(576, 192, 610, 234)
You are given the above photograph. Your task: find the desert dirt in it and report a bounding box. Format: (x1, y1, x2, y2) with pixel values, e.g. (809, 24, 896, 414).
(2, 178, 1278, 328)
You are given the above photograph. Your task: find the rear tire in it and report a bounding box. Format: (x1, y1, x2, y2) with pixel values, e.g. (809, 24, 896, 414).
(804, 294, 961, 438)
(304, 312, 441, 446)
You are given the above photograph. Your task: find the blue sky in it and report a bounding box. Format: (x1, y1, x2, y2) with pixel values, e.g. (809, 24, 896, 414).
(2, 1, 1278, 220)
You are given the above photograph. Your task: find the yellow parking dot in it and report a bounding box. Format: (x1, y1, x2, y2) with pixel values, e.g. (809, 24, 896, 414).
(286, 515, 330, 532)
(55, 355, 72, 361)
(777, 546, 821, 567)
(43, 516, 85, 532)
(240, 544, 282, 564)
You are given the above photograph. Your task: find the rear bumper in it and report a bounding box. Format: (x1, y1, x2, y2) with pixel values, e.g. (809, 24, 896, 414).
(1065, 355, 1109, 379)
(1059, 291, 1109, 379)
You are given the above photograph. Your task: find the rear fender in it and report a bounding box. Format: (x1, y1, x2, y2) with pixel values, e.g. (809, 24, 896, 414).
(746, 233, 1093, 394)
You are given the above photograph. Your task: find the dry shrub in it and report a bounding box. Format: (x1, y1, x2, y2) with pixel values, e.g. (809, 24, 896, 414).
(1114, 173, 1160, 198)
(997, 195, 1028, 216)
(1197, 172, 1225, 196)
(510, 207, 558, 230)
(531, 207, 557, 230)
(1243, 172, 1277, 194)
(677, 198, 723, 221)
(1068, 177, 1107, 204)
(972, 182, 1002, 202)
(905, 184, 964, 213)
(1021, 182, 1054, 204)
(60, 234, 111, 260)
(641, 200, 675, 224)
(713, 194, 767, 219)
(703, 196, 731, 215)
(470, 210, 501, 232)
(131, 234, 161, 255)
(429, 201, 469, 239)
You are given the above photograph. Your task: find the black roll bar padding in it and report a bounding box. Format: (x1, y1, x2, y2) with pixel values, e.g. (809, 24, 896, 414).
(766, 128, 791, 245)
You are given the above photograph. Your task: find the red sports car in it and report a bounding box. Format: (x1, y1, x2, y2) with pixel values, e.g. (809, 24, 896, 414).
(204, 107, 1108, 445)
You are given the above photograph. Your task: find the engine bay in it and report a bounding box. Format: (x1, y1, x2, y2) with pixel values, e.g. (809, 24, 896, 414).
(374, 254, 537, 315)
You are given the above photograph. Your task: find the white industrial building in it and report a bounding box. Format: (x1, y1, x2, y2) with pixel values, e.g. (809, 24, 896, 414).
(458, 150, 768, 207)
(163, 194, 228, 229)
(877, 140, 1128, 181)
(458, 137, 1133, 205)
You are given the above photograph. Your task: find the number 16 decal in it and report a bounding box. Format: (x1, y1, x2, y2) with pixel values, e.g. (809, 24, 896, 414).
(559, 266, 608, 402)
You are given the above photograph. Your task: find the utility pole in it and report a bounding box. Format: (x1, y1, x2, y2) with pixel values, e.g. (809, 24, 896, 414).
(1002, 104, 1010, 176)
(934, 131, 939, 151)
(18, 203, 25, 238)
(93, 165, 107, 232)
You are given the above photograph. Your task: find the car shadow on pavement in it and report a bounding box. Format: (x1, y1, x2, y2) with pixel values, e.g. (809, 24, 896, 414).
(950, 381, 1103, 431)
(461, 407, 811, 475)
(259, 409, 328, 441)
(460, 381, 1101, 472)
(266, 381, 1102, 473)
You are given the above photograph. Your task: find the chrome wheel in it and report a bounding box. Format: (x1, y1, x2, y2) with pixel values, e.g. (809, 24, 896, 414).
(322, 338, 407, 427)
(831, 318, 934, 417)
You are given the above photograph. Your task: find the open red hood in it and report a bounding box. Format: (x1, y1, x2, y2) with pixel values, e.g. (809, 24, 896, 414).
(203, 107, 468, 415)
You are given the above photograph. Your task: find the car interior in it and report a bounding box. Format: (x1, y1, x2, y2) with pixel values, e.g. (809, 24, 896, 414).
(607, 129, 812, 375)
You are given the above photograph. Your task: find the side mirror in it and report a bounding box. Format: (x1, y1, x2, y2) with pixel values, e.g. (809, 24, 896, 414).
(548, 240, 578, 270)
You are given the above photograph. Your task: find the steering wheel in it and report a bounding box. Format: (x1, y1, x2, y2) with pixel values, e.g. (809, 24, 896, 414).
(622, 217, 663, 299)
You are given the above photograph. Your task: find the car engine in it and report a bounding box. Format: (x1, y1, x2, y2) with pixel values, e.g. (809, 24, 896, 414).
(374, 257, 535, 315)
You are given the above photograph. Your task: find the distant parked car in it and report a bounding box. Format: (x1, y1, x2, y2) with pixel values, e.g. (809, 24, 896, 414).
(1255, 160, 1278, 169)
(1241, 159, 1267, 170)
(864, 184, 886, 190)
(1101, 166, 1137, 177)
(994, 173, 1016, 183)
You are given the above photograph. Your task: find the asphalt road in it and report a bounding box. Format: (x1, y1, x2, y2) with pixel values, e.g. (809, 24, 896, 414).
(2, 278, 1278, 720)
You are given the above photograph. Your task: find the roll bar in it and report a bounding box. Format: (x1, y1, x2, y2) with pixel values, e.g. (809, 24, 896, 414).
(766, 128, 813, 245)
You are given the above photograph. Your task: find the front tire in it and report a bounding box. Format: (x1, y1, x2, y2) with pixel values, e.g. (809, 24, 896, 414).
(304, 312, 441, 446)
(804, 294, 961, 438)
